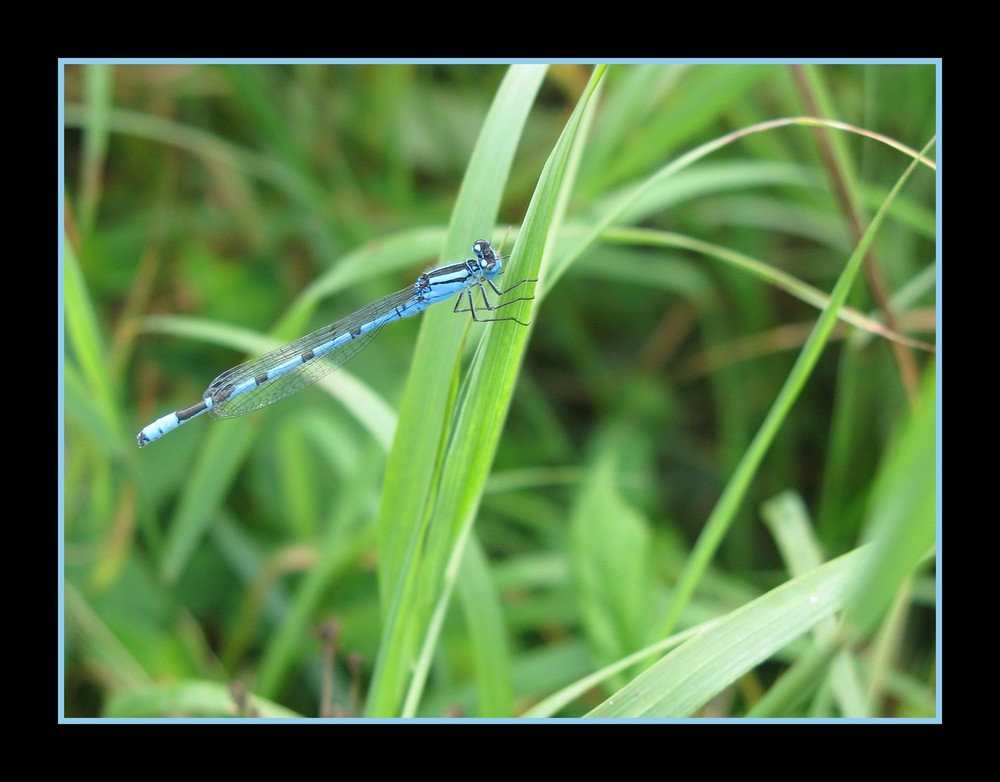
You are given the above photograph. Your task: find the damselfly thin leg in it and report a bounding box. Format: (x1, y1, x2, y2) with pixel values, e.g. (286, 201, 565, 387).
(454, 277, 538, 326)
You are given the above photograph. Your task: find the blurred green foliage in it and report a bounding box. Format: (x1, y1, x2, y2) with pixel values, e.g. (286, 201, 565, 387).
(63, 62, 936, 719)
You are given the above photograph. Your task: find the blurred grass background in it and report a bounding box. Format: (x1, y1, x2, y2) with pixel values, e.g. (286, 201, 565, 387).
(62, 62, 937, 719)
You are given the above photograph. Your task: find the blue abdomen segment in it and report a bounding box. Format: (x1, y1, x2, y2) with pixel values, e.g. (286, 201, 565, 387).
(137, 239, 532, 446)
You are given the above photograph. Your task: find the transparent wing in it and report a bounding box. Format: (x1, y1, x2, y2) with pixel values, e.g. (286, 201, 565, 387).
(207, 286, 422, 419)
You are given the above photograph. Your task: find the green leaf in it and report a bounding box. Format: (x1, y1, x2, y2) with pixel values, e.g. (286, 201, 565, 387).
(652, 134, 937, 641)
(104, 679, 303, 719)
(455, 534, 514, 717)
(366, 65, 609, 717)
(845, 363, 936, 638)
(586, 547, 870, 718)
(365, 64, 550, 717)
(570, 454, 653, 674)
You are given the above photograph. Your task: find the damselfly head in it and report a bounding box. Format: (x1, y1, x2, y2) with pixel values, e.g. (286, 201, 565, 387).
(472, 239, 501, 273)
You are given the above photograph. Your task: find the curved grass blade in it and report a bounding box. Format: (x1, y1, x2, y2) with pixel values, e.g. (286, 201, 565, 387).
(395, 66, 606, 718)
(652, 136, 937, 643)
(358, 64, 550, 716)
(586, 547, 870, 718)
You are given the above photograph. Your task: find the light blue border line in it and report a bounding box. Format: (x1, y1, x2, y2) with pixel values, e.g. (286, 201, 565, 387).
(59, 60, 941, 724)
(62, 717, 942, 724)
(57, 57, 942, 65)
(935, 57, 942, 722)
(58, 62, 67, 722)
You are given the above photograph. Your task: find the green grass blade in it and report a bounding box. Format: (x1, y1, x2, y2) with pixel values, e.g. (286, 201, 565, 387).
(760, 491, 869, 717)
(547, 116, 936, 294)
(653, 135, 936, 642)
(77, 64, 113, 237)
(63, 103, 329, 211)
(521, 620, 722, 718)
(600, 226, 933, 353)
(845, 363, 936, 638)
(454, 534, 514, 717)
(761, 490, 826, 577)
(394, 66, 608, 716)
(365, 64, 549, 717)
(65, 235, 121, 444)
(160, 422, 258, 583)
(570, 450, 653, 678)
(586, 547, 871, 718)
(254, 448, 381, 699)
(104, 679, 303, 718)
